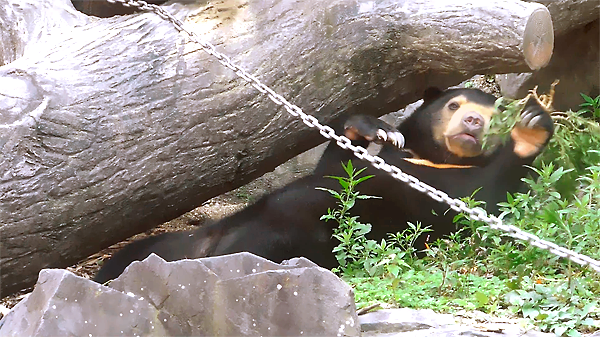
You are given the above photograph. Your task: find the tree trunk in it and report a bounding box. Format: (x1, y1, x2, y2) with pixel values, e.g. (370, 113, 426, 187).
(0, 0, 553, 296)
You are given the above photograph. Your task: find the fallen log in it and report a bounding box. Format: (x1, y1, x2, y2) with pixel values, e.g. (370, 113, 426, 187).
(0, 0, 553, 296)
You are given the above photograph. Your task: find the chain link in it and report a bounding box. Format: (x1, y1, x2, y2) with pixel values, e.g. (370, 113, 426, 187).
(107, 0, 600, 273)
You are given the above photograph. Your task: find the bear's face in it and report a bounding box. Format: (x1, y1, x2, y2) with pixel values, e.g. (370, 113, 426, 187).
(400, 88, 499, 164)
(433, 91, 496, 158)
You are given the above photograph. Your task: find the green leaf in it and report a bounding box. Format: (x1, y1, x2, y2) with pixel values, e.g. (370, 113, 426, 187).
(506, 192, 514, 204)
(387, 264, 401, 278)
(580, 302, 595, 317)
(453, 299, 470, 308)
(324, 176, 350, 188)
(343, 160, 354, 176)
(338, 179, 349, 190)
(522, 304, 539, 318)
(580, 92, 593, 104)
(356, 194, 381, 200)
(355, 166, 368, 177)
(315, 187, 341, 199)
(554, 325, 568, 337)
(354, 223, 372, 236)
(474, 291, 489, 307)
(355, 175, 375, 184)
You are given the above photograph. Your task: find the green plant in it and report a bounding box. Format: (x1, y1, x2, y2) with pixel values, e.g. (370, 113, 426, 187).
(538, 108, 600, 197)
(578, 93, 600, 119)
(318, 160, 430, 277)
(489, 164, 600, 335)
(483, 83, 559, 151)
(506, 278, 599, 337)
(234, 186, 253, 203)
(344, 157, 600, 334)
(482, 92, 535, 150)
(317, 160, 380, 273)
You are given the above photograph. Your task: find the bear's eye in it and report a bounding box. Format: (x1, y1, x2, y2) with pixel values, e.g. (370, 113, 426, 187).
(448, 102, 460, 110)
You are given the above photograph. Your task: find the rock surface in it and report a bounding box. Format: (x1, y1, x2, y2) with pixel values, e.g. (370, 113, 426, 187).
(360, 309, 555, 337)
(0, 252, 359, 336)
(0, 269, 166, 336)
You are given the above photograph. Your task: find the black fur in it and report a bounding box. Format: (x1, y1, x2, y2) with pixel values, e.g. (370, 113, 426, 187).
(94, 88, 554, 283)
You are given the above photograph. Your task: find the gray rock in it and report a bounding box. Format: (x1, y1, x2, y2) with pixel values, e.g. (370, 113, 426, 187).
(360, 308, 455, 333)
(359, 308, 556, 337)
(0, 269, 166, 337)
(0, 253, 358, 336)
(109, 252, 359, 336)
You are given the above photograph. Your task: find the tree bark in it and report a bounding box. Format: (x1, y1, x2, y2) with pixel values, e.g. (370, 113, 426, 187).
(0, 0, 552, 296)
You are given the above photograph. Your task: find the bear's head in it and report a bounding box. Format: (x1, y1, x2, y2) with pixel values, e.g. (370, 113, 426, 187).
(399, 87, 500, 166)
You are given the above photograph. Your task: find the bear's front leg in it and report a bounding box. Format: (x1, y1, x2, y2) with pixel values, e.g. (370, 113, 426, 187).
(343, 115, 405, 149)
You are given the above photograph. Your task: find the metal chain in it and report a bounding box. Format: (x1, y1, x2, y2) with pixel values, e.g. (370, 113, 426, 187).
(106, 0, 600, 273)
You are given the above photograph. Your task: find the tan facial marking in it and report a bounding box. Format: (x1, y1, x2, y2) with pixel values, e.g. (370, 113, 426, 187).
(432, 95, 496, 157)
(445, 102, 494, 134)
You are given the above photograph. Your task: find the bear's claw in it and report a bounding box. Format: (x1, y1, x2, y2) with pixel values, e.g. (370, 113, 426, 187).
(376, 129, 405, 148)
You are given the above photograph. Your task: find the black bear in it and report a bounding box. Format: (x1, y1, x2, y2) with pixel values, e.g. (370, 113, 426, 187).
(94, 87, 554, 283)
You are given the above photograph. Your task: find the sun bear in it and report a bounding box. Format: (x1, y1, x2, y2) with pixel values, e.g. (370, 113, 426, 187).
(94, 87, 554, 283)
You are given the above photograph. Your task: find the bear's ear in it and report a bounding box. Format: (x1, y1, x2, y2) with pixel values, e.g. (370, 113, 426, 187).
(422, 87, 444, 103)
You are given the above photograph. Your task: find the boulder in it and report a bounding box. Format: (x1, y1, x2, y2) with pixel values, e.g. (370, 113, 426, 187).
(0, 253, 359, 337)
(0, 269, 166, 337)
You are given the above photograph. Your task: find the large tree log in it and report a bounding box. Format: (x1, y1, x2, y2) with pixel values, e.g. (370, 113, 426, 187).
(0, 0, 553, 296)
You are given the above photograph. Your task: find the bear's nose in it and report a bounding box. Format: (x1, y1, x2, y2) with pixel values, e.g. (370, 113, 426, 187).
(461, 112, 484, 133)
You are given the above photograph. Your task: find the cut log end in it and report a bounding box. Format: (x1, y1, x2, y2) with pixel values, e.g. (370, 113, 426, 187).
(523, 7, 554, 70)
